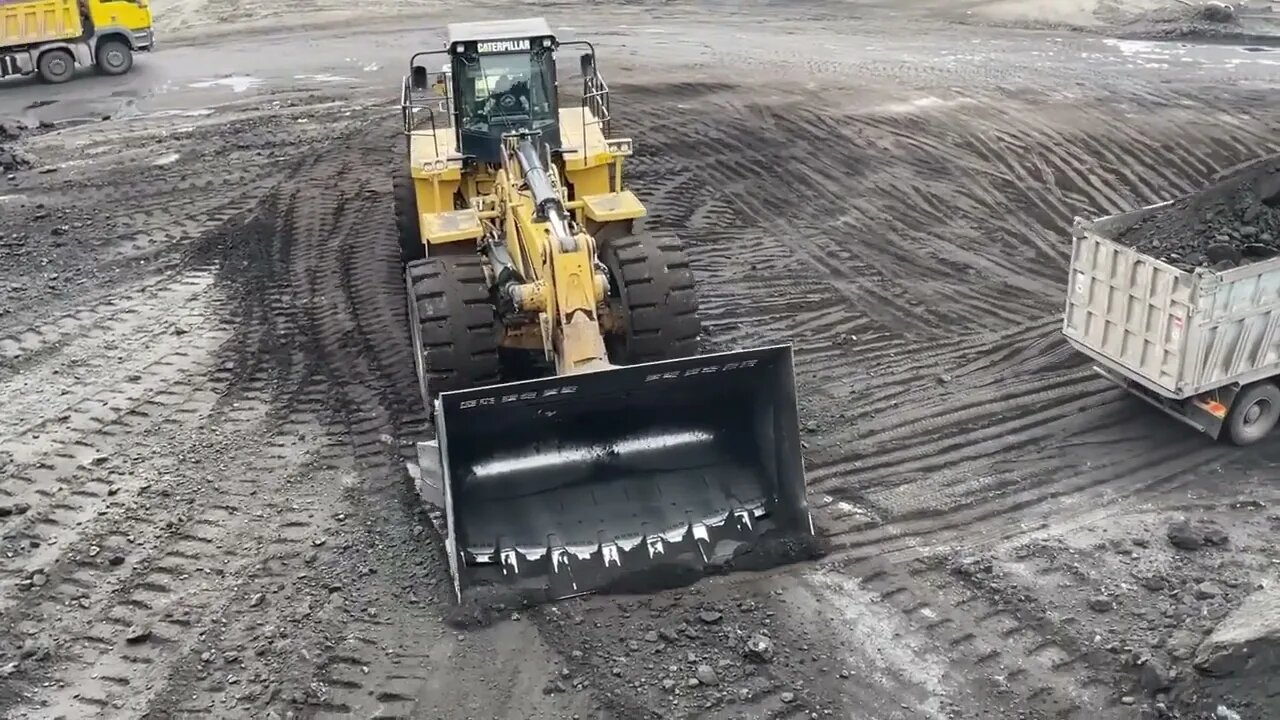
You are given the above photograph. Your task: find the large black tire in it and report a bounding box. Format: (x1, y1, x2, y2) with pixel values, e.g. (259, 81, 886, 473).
(393, 171, 426, 263)
(94, 39, 133, 76)
(37, 49, 75, 84)
(1225, 381, 1280, 447)
(600, 228, 701, 364)
(405, 255, 500, 414)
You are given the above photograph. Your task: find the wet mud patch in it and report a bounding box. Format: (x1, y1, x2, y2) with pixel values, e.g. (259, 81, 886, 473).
(1113, 154, 1280, 270)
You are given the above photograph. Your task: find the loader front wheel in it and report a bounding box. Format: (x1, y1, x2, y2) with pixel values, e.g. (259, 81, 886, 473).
(405, 256, 500, 415)
(601, 229, 702, 364)
(393, 171, 425, 263)
(1225, 381, 1280, 447)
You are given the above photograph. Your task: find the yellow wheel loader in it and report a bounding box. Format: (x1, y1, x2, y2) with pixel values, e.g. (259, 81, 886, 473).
(396, 18, 813, 602)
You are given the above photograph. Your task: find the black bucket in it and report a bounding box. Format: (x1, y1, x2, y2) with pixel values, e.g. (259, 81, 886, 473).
(431, 343, 811, 601)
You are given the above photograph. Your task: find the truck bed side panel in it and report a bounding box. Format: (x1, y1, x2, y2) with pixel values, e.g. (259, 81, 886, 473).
(1064, 226, 1280, 398)
(1185, 267, 1280, 393)
(0, 0, 82, 49)
(1062, 231, 1194, 395)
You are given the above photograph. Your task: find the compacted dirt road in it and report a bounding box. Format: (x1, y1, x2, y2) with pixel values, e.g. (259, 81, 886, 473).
(1, 1, 1278, 719)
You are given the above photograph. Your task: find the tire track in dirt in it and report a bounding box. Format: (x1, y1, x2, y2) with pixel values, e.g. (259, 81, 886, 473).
(613, 71, 1278, 558)
(0, 275, 229, 602)
(0, 206, 353, 718)
(124, 121, 591, 720)
(805, 556, 1118, 718)
(0, 98, 363, 358)
(0, 97, 399, 718)
(601, 44, 1278, 715)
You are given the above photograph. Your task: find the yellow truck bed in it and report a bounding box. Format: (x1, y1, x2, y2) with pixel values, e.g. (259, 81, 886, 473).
(0, 0, 83, 49)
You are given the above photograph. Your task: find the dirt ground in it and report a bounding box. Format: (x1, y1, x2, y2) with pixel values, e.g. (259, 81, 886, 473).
(2, 0, 1280, 719)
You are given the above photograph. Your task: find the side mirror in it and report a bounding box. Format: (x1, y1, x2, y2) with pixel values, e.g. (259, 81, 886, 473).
(411, 66, 429, 91)
(579, 52, 595, 78)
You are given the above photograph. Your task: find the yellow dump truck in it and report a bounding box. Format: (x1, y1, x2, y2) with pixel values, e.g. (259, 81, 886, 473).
(0, 0, 153, 83)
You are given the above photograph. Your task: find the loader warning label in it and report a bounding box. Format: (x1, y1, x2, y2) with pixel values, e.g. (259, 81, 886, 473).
(475, 39, 531, 54)
(642, 359, 758, 383)
(457, 385, 576, 409)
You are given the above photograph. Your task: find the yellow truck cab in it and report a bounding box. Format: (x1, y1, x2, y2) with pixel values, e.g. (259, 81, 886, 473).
(0, 0, 155, 84)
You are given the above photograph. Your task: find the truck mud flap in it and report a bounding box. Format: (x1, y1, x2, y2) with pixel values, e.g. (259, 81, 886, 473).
(429, 344, 812, 602)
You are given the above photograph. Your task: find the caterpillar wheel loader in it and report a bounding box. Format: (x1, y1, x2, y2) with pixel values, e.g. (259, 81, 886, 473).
(395, 17, 813, 602)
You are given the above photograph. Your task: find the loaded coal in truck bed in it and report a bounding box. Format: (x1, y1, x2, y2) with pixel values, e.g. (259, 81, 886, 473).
(1114, 154, 1280, 272)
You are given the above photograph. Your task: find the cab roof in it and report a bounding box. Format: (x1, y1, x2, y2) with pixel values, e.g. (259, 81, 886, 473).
(445, 18, 555, 45)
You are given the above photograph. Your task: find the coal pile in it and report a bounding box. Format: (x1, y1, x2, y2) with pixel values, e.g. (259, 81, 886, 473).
(1116, 155, 1280, 272)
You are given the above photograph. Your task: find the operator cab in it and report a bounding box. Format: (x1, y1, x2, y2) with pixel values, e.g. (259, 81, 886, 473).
(440, 18, 562, 165)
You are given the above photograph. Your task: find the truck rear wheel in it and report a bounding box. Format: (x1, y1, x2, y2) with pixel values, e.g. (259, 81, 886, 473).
(95, 39, 133, 76)
(393, 172, 425, 263)
(1225, 381, 1280, 446)
(37, 49, 74, 84)
(405, 255, 500, 414)
(600, 228, 702, 364)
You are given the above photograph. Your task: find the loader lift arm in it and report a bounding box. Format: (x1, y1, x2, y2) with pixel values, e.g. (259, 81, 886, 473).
(497, 133, 612, 375)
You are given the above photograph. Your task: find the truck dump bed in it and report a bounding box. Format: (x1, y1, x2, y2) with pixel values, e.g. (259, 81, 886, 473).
(1062, 155, 1280, 399)
(0, 0, 82, 49)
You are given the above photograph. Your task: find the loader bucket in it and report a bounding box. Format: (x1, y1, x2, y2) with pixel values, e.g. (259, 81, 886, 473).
(427, 344, 812, 602)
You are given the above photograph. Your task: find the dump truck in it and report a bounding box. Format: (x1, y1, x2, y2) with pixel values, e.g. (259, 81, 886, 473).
(0, 0, 154, 84)
(1062, 154, 1280, 446)
(397, 18, 813, 602)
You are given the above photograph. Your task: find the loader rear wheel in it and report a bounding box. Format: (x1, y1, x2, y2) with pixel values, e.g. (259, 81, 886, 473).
(405, 255, 501, 415)
(1225, 381, 1280, 447)
(601, 228, 702, 364)
(393, 171, 425, 263)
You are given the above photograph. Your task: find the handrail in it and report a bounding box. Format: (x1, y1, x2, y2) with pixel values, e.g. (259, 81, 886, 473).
(403, 48, 454, 161)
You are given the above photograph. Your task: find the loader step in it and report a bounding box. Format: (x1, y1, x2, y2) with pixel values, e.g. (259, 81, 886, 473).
(404, 256, 500, 413)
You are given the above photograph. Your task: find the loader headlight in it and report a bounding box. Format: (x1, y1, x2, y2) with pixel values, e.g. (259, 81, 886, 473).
(605, 138, 633, 157)
(422, 158, 448, 172)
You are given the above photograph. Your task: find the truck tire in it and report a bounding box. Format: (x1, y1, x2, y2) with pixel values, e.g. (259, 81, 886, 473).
(600, 228, 702, 364)
(36, 49, 74, 84)
(95, 39, 133, 76)
(405, 255, 500, 414)
(393, 171, 425, 263)
(1225, 381, 1280, 446)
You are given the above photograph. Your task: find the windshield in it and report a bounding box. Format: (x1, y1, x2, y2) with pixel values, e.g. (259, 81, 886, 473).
(457, 50, 556, 134)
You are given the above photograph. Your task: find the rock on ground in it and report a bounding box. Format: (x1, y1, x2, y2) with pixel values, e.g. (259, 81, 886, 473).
(1194, 578, 1280, 678)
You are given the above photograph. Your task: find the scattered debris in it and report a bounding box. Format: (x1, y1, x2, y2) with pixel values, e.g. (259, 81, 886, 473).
(125, 625, 152, 644)
(743, 634, 774, 663)
(1088, 595, 1116, 613)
